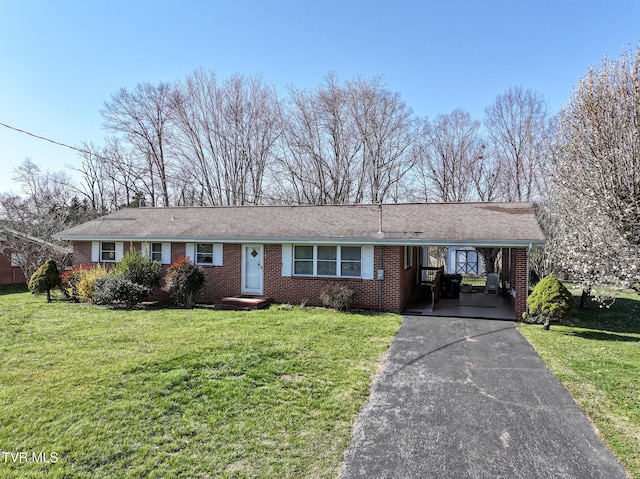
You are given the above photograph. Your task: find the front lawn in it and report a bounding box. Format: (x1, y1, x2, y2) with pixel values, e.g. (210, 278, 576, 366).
(0, 288, 401, 478)
(519, 287, 640, 478)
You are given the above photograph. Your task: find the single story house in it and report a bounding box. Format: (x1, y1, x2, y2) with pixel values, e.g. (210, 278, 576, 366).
(54, 202, 545, 318)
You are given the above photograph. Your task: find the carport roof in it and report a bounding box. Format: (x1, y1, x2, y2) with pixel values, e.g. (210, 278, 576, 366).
(55, 202, 545, 247)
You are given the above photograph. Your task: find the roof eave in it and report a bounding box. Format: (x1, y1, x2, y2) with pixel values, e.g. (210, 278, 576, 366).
(55, 234, 545, 247)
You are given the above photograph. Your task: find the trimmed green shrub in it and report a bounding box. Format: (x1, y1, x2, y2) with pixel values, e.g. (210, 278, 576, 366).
(163, 257, 205, 308)
(113, 249, 162, 290)
(93, 275, 151, 308)
(527, 274, 574, 330)
(28, 259, 61, 302)
(320, 284, 355, 311)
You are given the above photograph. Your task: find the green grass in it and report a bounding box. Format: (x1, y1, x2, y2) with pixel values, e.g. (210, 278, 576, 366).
(519, 286, 640, 478)
(0, 287, 401, 478)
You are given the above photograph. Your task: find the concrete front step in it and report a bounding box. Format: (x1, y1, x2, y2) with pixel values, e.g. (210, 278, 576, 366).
(216, 295, 273, 310)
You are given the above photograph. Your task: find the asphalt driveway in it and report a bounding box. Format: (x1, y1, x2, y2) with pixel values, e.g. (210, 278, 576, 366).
(340, 316, 629, 479)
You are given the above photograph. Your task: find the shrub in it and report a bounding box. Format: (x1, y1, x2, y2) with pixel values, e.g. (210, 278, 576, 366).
(28, 259, 61, 302)
(163, 257, 205, 308)
(320, 284, 355, 311)
(93, 275, 151, 308)
(76, 264, 109, 302)
(527, 274, 574, 330)
(113, 249, 162, 290)
(60, 263, 93, 300)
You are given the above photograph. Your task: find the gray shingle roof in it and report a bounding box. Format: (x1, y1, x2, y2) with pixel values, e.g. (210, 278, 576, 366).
(54, 202, 545, 246)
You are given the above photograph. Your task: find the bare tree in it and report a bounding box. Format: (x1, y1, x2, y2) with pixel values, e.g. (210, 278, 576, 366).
(102, 82, 174, 206)
(171, 70, 281, 205)
(414, 109, 483, 202)
(278, 73, 363, 204)
(277, 73, 419, 205)
(0, 160, 83, 278)
(485, 87, 550, 201)
(346, 76, 418, 203)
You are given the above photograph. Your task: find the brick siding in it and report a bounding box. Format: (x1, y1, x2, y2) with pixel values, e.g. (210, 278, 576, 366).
(0, 244, 26, 285)
(72, 241, 415, 312)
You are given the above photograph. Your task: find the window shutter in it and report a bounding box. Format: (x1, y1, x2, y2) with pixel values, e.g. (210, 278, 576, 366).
(140, 242, 150, 257)
(91, 242, 100, 262)
(161, 243, 172, 264)
(281, 244, 292, 276)
(185, 243, 195, 262)
(115, 242, 124, 262)
(213, 244, 223, 266)
(362, 245, 374, 280)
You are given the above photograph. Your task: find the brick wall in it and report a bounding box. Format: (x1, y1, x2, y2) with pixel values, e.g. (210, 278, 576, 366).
(514, 247, 528, 319)
(70, 241, 418, 312)
(0, 244, 26, 285)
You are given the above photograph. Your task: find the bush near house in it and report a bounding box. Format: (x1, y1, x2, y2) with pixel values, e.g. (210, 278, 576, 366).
(75, 264, 109, 302)
(93, 250, 163, 308)
(93, 274, 152, 308)
(28, 259, 61, 302)
(320, 283, 355, 311)
(526, 274, 574, 330)
(163, 257, 205, 308)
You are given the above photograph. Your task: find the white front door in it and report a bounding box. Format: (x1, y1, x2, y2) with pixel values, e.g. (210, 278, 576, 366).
(242, 244, 264, 295)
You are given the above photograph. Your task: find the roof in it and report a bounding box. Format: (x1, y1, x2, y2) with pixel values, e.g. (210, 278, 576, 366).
(54, 202, 546, 247)
(1, 227, 72, 254)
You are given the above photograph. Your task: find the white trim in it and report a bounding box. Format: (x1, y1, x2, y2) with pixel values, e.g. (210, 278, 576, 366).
(161, 243, 171, 264)
(185, 243, 195, 262)
(91, 241, 100, 262)
(212, 244, 223, 266)
(281, 244, 292, 276)
(115, 242, 124, 262)
(57, 236, 545, 248)
(362, 245, 374, 280)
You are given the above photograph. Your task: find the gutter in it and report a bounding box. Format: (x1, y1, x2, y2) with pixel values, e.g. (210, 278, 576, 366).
(55, 235, 546, 248)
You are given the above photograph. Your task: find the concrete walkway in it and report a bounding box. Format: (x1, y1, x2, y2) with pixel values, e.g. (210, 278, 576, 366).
(341, 316, 629, 479)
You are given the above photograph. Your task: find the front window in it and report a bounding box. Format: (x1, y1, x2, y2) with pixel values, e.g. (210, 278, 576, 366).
(293, 245, 362, 277)
(317, 246, 337, 275)
(196, 243, 214, 264)
(294, 246, 313, 275)
(150, 243, 163, 263)
(341, 246, 361, 277)
(101, 242, 116, 262)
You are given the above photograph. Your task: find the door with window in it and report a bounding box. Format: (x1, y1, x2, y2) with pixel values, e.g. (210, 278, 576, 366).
(242, 245, 264, 294)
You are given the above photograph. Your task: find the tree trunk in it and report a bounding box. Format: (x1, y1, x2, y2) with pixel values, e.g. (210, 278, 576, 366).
(543, 317, 550, 330)
(46, 289, 51, 303)
(580, 288, 590, 308)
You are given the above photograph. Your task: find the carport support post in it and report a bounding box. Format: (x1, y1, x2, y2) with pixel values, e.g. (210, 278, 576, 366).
(514, 248, 529, 320)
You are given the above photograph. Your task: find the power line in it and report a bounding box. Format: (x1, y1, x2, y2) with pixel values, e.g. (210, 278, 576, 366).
(0, 121, 95, 157)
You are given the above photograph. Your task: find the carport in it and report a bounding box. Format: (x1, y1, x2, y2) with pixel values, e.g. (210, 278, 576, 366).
(402, 244, 536, 320)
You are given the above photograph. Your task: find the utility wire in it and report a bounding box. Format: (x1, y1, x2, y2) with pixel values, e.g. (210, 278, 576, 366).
(0, 121, 97, 158)
(0, 120, 280, 204)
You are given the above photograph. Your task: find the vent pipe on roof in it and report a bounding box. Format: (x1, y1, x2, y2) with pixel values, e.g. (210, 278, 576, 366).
(378, 203, 383, 234)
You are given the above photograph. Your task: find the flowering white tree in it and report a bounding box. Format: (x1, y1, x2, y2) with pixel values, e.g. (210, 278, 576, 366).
(549, 47, 640, 299)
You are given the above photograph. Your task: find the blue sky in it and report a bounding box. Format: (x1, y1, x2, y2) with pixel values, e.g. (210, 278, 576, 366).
(1, 0, 638, 195)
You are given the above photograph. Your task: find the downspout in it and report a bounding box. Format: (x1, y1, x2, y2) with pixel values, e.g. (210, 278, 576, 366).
(526, 243, 532, 315)
(379, 245, 384, 311)
(378, 203, 383, 311)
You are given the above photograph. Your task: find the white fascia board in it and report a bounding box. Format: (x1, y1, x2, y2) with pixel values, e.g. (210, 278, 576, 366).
(56, 235, 544, 248)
